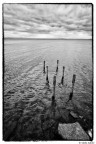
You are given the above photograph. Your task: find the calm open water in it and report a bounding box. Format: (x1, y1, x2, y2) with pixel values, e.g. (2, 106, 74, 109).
(4, 39, 92, 140)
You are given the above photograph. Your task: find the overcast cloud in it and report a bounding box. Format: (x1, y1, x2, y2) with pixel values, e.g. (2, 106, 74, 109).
(3, 4, 92, 39)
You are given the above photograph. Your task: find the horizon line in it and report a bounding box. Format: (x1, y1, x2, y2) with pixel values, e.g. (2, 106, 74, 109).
(4, 37, 92, 40)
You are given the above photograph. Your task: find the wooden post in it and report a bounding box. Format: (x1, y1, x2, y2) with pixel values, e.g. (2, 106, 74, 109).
(69, 74, 76, 101)
(61, 66, 65, 85)
(52, 75, 56, 118)
(56, 60, 59, 73)
(63, 66, 65, 76)
(43, 61, 45, 73)
(66, 74, 76, 104)
(46, 66, 49, 84)
(53, 75, 56, 95)
(72, 74, 76, 93)
(52, 75, 56, 101)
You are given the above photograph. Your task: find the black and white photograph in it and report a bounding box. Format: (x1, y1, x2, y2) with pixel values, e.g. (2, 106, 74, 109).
(3, 3, 93, 141)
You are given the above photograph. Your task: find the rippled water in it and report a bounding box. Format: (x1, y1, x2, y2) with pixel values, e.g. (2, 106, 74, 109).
(4, 39, 92, 140)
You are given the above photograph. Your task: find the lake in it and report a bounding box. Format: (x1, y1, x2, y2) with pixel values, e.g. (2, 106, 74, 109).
(4, 39, 93, 140)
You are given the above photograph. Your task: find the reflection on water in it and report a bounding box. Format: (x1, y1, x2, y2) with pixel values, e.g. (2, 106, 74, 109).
(4, 39, 92, 140)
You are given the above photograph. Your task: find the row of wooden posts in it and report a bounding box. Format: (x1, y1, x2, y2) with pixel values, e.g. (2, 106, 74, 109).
(43, 60, 76, 103)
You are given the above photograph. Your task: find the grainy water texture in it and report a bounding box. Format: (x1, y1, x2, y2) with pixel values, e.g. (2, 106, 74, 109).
(4, 39, 92, 140)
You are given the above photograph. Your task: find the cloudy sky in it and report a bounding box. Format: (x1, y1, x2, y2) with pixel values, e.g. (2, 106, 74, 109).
(4, 4, 92, 39)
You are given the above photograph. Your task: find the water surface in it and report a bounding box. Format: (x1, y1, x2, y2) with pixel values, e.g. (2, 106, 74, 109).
(4, 39, 92, 140)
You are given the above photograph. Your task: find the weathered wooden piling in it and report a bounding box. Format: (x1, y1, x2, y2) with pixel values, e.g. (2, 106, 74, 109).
(61, 66, 65, 85)
(56, 60, 59, 73)
(46, 66, 49, 84)
(52, 75, 56, 117)
(69, 74, 76, 101)
(68, 92, 73, 101)
(43, 61, 45, 73)
(57, 60, 59, 64)
(52, 75, 56, 102)
(72, 74, 76, 93)
(53, 75, 56, 96)
(52, 75, 56, 101)
(66, 74, 76, 104)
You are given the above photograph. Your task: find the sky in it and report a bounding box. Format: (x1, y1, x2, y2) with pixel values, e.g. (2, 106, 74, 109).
(3, 4, 92, 39)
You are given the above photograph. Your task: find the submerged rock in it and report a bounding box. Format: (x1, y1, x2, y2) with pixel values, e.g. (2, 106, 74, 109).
(70, 111, 79, 118)
(58, 122, 90, 140)
(87, 129, 92, 139)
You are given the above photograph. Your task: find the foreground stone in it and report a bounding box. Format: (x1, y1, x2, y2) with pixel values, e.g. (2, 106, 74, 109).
(58, 122, 90, 140)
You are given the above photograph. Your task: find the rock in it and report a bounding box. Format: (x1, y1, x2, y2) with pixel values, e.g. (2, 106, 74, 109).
(70, 111, 79, 118)
(58, 122, 90, 140)
(87, 129, 92, 139)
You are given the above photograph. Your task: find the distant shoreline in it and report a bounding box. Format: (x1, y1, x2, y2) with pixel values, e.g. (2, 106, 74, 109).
(4, 38, 92, 40)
